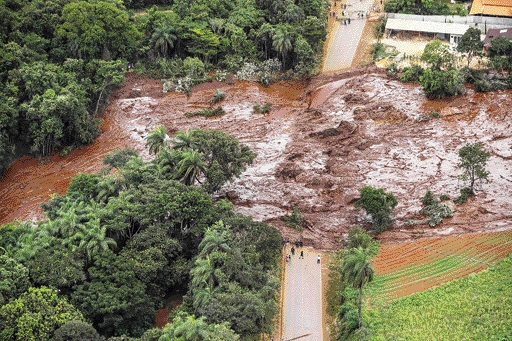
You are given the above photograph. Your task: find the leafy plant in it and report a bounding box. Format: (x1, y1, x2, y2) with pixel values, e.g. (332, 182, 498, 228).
(283, 206, 303, 232)
(252, 102, 272, 114)
(209, 89, 226, 104)
(454, 187, 474, 204)
(355, 186, 397, 234)
(184, 107, 226, 117)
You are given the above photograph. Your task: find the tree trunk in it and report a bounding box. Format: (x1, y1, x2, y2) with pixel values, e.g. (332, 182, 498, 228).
(358, 284, 363, 328)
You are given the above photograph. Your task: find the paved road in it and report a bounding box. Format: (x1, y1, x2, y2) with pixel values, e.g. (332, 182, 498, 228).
(323, 0, 376, 72)
(282, 247, 323, 341)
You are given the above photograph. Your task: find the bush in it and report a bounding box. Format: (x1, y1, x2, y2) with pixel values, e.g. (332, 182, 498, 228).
(399, 65, 424, 82)
(422, 190, 437, 207)
(183, 57, 205, 78)
(386, 62, 398, 77)
(214, 70, 227, 82)
(430, 111, 440, 118)
(439, 194, 450, 201)
(372, 42, 386, 61)
(209, 89, 226, 104)
(283, 206, 304, 232)
(420, 68, 464, 99)
(253, 102, 272, 114)
(355, 186, 398, 234)
(454, 187, 474, 204)
(184, 106, 226, 117)
(423, 203, 453, 227)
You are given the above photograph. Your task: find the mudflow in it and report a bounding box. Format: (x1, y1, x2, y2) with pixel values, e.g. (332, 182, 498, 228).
(1, 68, 512, 249)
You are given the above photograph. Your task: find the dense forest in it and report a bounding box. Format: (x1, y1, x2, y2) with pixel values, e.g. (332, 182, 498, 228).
(0, 128, 283, 340)
(0, 0, 328, 174)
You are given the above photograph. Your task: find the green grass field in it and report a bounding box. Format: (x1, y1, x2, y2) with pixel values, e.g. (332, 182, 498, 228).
(366, 255, 512, 341)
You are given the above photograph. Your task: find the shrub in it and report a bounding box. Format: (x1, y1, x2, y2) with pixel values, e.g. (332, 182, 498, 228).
(399, 65, 424, 82)
(454, 187, 474, 204)
(214, 70, 227, 82)
(184, 107, 226, 118)
(209, 89, 226, 104)
(253, 102, 272, 114)
(183, 57, 205, 78)
(283, 206, 304, 232)
(422, 190, 438, 207)
(386, 62, 398, 77)
(429, 111, 440, 118)
(439, 194, 450, 201)
(423, 203, 453, 227)
(420, 68, 464, 99)
(355, 186, 398, 234)
(372, 42, 385, 61)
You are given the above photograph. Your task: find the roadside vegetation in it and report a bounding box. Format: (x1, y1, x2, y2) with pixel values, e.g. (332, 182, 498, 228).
(0, 0, 328, 175)
(0, 128, 282, 340)
(367, 255, 512, 341)
(329, 226, 379, 341)
(385, 0, 467, 16)
(374, 27, 512, 99)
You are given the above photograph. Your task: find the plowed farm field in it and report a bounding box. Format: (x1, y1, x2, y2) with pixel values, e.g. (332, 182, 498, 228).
(367, 230, 512, 305)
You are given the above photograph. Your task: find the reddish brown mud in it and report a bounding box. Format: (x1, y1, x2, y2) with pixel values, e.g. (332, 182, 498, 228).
(1, 71, 512, 250)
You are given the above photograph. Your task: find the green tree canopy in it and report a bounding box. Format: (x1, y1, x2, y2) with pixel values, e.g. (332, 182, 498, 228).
(457, 142, 491, 192)
(0, 286, 84, 341)
(354, 186, 398, 233)
(457, 27, 483, 67)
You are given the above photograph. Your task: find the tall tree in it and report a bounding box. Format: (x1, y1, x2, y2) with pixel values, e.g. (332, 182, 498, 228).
(151, 23, 178, 58)
(457, 27, 483, 67)
(174, 150, 208, 186)
(457, 142, 491, 192)
(272, 25, 293, 69)
(341, 247, 375, 329)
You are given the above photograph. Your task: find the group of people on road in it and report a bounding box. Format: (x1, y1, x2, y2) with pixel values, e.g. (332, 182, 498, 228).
(283, 238, 320, 264)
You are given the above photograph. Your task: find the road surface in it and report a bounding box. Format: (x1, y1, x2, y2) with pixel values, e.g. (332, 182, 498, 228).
(282, 247, 323, 341)
(323, 0, 376, 72)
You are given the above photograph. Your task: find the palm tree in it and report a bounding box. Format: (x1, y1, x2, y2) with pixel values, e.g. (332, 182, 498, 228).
(172, 314, 210, 341)
(257, 23, 274, 60)
(193, 281, 214, 313)
(170, 130, 197, 151)
(145, 125, 168, 155)
(155, 146, 179, 176)
(174, 150, 207, 186)
(198, 221, 232, 257)
(151, 23, 177, 58)
(190, 255, 217, 293)
(75, 217, 117, 262)
(272, 26, 293, 69)
(342, 247, 375, 328)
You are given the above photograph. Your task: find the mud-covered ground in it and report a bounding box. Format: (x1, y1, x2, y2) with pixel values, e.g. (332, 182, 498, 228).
(2, 69, 511, 249)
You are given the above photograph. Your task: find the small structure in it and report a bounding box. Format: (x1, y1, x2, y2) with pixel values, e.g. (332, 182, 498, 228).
(385, 18, 470, 46)
(483, 27, 512, 51)
(470, 0, 512, 18)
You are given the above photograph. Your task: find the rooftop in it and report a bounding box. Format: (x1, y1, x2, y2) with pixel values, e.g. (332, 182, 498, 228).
(385, 18, 470, 36)
(470, 0, 512, 17)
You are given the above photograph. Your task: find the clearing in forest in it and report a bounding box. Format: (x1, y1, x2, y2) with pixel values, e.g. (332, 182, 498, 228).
(367, 229, 512, 305)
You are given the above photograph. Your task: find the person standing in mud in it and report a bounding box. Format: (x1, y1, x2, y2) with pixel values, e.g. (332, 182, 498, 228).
(317, 255, 321, 264)
(291, 246, 295, 256)
(300, 250, 304, 259)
